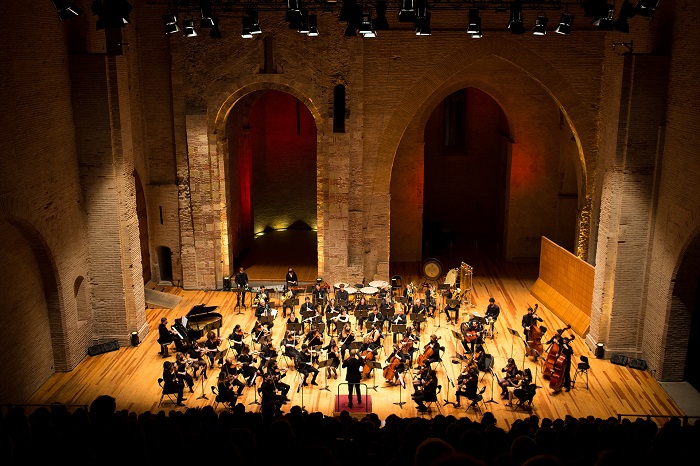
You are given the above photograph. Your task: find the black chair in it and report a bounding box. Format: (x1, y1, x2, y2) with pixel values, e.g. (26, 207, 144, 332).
(158, 378, 177, 407)
(391, 275, 402, 296)
(466, 386, 487, 413)
(418, 385, 442, 415)
(572, 355, 590, 390)
(513, 384, 536, 410)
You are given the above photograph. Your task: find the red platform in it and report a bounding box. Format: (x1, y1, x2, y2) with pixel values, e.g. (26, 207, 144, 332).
(334, 395, 372, 414)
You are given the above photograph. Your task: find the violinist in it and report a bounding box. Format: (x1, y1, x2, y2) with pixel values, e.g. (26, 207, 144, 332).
(186, 342, 209, 379)
(251, 320, 270, 347)
(473, 344, 487, 372)
(220, 356, 245, 397)
(237, 345, 260, 386)
(384, 344, 410, 388)
(259, 339, 278, 370)
(454, 366, 479, 408)
(323, 338, 341, 379)
(360, 323, 382, 353)
(282, 329, 302, 362)
(264, 359, 290, 400)
(204, 330, 223, 368)
(228, 324, 248, 355)
(522, 304, 543, 337)
(325, 298, 340, 335)
(412, 368, 438, 412)
(259, 373, 286, 414)
(297, 344, 319, 386)
(443, 285, 459, 325)
(175, 352, 195, 393)
(499, 358, 519, 397)
(410, 298, 427, 336)
(217, 371, 239, 407)
(162, 360, 186, 406)
(312, 283, 327, 313)
(340, 323, 356, 360)
(354, 296, 370, 331)
(506, 368, 532, 406)
(390, 307, 408, 343)
(305, 327, 324, 349)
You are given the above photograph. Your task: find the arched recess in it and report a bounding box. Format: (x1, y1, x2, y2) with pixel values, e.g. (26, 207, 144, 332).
(663, 227, 700, 387)
(210, 78, 324, 274)
(371, 37, 594, 272)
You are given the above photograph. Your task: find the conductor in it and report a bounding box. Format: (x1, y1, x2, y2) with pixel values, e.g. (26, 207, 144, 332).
(342, 349, 364, 409)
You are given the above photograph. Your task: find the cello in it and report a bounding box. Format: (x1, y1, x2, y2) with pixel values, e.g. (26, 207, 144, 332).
(543, 324, 572, 379)
(549, 335, 575, 391)
(416, 335, 440, 367)
(360, 329, 377, 378)
(383, 346, 401, 382)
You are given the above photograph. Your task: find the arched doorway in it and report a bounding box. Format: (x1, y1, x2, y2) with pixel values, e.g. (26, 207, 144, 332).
(226, 89, 318, 276)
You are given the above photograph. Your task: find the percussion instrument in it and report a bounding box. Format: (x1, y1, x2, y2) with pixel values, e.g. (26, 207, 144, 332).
(334, 282, 347, 289)
(444, 268, 458, 286)
(369, 280, 389, 288)
(344, 286, 358, 294)
(360, 286, 379, 295)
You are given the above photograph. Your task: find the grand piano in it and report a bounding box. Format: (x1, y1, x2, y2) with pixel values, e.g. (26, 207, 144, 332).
(183, 303, 222, 341)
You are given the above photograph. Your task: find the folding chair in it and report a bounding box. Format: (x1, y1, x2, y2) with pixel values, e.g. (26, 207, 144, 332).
(572, 355, 590, 390)
(158, 378, 177, 407)
(513, 385, 537, 410)
(466, 386, 486, 414)
(419, 385, 443, 415)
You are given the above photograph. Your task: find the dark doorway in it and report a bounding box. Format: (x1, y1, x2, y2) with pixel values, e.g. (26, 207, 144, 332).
(156, 246, 173, 284)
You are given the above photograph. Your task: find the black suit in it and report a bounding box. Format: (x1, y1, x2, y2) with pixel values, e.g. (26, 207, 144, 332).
(342, 355, 364, 406)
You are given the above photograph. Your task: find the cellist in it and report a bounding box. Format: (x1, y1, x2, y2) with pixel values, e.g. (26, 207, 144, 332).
(383, 344, 410, 388)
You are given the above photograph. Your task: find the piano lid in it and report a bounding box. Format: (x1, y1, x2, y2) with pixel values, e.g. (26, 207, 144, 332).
(186, 303, 219, 316)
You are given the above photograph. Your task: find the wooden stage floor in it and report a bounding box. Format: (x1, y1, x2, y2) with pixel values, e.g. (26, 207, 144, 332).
(27, 231, 685, 427)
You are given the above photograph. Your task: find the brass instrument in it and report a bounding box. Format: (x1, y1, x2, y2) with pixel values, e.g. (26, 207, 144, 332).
(406, 282, 414, 299)
(283, 290, 294, 302)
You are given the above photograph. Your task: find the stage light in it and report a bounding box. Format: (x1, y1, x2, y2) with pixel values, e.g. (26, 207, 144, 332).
(592, 4, 615, 30)
(298, 10, 310, 34)
(508, 1, 524, 34)
(241, 16, 253, 38)
(555, 13, 574, 35)
(162, 13, 179, 34)
(183, 18, 197, 37)
(209, 18, 222, 38)
(634, 0, 660, 17)
(200, 0, 215, 28)
(52, 0, 82, 21)
(286, 0, 302, 23)
(359, 10, 376, 37)
(308, 14, 319, 36)
(248, 10, 262, 34)
(467, 9, 482, 38)
(398, 0, 416, 23)
(416, 12, 432, 36)
(532, 14, 548, 35)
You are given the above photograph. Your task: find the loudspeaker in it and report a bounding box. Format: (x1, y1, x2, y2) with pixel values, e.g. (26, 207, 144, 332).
(88, 340, 120, 356)
(629, 358, 647, 371)
(610, 353, 628, 366)
(223, 276, 231, 291)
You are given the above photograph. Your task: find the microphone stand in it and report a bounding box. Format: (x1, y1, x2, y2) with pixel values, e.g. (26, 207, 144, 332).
(197, 367, 209, 400)
(248, 373, 261, 406)
(440, 359, 457, 407)
(318, 359, 332, 392)
(393, 369, 406, 408)
(484, 367, 499, 406)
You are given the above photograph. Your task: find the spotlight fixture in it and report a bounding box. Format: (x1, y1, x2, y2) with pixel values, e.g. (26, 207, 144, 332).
(467, 9, 482, 38)
(634, 0, 660, 17)
(359, 9, 376, 37)
(416, 11, 432, 36)
(286, 0, 302, 25)
(532, 14, 548, 35)
(298, 10, 310, 34)
(200, 0, 215, 28)
(374, 0, 390, 30)
(183, 18, 198, 37)
(508, 1, 524, 34)
(592, 4, 615, 30)
(555, 13, 574, 35)
(241, 16, 253, 38)
(52, 0, 83, 21)
(248, 10, 262, 34)
(162, 13, 179, 34)
(209, 17, 222, 38)
(308, 14, 319, 36)
(398, 0, 416, 23)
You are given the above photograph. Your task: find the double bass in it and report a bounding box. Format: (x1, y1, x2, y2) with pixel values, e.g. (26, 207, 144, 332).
(542, 324, 572, 378)
(549, 335, 575, 391)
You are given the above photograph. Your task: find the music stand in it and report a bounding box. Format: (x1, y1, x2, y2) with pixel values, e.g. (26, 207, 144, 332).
(368, 298, 379, 306)
(312, 322, 326, 335)
(287, 322, 302, 335)
(260, 314, 274, 327)
(452, 329, 466, 360)
(396, 296, 408, 312)
(350, 341, 363, 351)
(391, 324, 407, 344)
(507, 328, 520, 359)
(411, 313, 426, 336)
(317, 359, 332, 392)
(366, 360, 382, 391)
(354, 309, 368, 323)
(337, 299, 348, 308)
(283, 297, 299, 317)
(232, 288, 246, 315)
